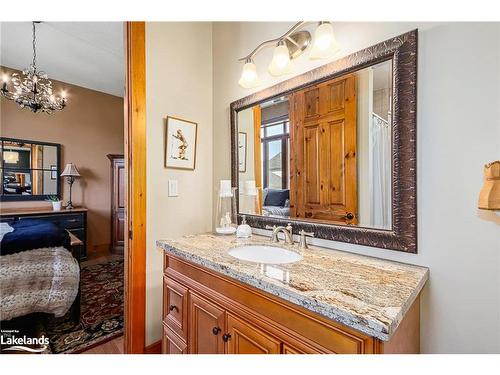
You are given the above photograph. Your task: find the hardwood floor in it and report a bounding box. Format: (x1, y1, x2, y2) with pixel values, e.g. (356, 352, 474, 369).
(82, 335, 124, 354)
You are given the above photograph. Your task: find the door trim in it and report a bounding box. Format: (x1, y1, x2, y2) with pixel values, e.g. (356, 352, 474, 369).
(124, 21, 147, 354)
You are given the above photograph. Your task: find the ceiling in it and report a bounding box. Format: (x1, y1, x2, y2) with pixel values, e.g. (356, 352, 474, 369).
(0, 22, 124, 97)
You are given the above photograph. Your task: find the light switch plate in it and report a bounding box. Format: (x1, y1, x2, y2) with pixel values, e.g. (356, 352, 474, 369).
(168, 180, 178, 197)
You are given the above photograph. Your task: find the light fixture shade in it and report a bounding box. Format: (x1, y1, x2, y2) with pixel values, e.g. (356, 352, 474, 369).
(3, 151, 19, 164)
(238, 61, 261, 89)
(309, 22, 341, 59)
(61, 163, 81, 177)
(268, 43, 293, 76)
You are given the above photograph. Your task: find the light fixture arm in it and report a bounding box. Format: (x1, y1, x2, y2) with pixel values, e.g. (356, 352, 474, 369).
(238, 22, 307, 62)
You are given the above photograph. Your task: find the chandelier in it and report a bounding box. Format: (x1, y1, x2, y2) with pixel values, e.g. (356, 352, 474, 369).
(0, 22, 67, 114)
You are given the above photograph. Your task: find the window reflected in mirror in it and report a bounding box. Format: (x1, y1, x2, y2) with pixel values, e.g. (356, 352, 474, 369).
(237, 59, 393, 230)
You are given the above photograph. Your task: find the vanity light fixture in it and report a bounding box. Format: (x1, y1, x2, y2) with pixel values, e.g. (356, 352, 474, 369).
(309, 22, 341, 59)
(238, 59, 261, 89)
(238, 21, 341, 87)
(3, 151, 19, 164)
(0, 22, 67, 114)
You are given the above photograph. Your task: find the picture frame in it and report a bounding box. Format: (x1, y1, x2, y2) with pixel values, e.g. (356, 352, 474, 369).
(164, 116, 198, 171)
(238, 132, 247, 173)
(50, 165, 57, 180)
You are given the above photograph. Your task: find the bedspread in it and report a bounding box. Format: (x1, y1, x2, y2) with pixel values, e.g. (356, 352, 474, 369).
(0, 247, 80, 321)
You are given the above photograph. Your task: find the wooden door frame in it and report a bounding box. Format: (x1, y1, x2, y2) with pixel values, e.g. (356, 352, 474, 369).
(124, 21, 147, 354)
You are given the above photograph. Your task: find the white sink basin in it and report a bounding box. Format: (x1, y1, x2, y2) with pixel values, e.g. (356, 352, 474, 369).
(228, 245, 302, 265)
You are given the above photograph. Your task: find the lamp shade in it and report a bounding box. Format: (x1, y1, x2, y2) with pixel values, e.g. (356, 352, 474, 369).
(238, 60, 261, 89)
(268, 43, 293, 76)
(3, 151, 19, 163)
(61, 163, 81, 177)
(309, 22, 341, 60)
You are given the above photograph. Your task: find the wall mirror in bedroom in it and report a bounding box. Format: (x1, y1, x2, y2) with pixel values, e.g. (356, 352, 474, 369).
(0, 137, 61, 201)
(231, 30, 417, 252)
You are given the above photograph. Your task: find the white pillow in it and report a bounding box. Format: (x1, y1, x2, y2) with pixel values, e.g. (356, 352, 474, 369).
(0, 222, 14, 242)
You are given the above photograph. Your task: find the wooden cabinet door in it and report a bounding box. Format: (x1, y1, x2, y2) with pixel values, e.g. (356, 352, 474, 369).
(225, 314, 281, 354)
(189, 292, 225, 354)
(163, 277, 188, 340)
(162, 326, 187, 354)
(290, 74, 357, 224)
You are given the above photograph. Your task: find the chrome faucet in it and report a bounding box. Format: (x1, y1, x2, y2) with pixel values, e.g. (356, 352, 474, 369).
(265, 223, 294, 245)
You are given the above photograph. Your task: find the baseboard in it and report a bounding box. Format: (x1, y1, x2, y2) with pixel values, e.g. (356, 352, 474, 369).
(144, 340, 161, 354)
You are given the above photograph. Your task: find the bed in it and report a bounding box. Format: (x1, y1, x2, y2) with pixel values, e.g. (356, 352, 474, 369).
(262, 188, 290, 218)
(0, 219, 80, 322)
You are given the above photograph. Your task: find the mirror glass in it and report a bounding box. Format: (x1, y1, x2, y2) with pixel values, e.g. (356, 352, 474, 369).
(237, 59, 393, 230)
(0, 138, 60, 199)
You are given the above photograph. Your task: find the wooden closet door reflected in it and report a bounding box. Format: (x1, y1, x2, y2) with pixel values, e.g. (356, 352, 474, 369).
(290, 74, 357, 225)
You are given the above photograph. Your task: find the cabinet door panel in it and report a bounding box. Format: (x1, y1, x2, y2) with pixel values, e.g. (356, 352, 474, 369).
(163, 277, 188, 340)
(226, 314, 281, 354)
(162, 325, 187, 354)
(189, 292, 225, 354)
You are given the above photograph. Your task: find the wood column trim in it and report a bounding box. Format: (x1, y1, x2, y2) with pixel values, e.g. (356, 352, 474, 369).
(124, 21, 147, 354)
(252, 105, 262, 214)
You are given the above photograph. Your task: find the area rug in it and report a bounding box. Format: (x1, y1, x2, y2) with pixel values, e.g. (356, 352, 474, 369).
(45, 259, 124, 354)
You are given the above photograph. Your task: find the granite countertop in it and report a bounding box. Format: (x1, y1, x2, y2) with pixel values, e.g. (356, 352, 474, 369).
(157, 233, 429, 341)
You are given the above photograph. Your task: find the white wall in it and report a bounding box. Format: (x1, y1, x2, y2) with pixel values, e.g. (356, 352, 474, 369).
(146, 22, 213, 345)
(213, 22, 500, 353)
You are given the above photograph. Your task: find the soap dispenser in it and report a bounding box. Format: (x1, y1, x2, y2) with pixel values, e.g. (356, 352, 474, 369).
(236, 215, 252, 238)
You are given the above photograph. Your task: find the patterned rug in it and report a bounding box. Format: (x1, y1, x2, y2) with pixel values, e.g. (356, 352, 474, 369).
(45, 259, 124, 354)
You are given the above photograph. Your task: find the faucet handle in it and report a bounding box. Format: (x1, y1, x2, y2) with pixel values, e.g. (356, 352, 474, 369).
(299, 230, 314, 237)
(298, 230, 315, 249)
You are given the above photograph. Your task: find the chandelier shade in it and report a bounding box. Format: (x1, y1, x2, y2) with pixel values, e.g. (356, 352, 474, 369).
(0, 22, 67, 114)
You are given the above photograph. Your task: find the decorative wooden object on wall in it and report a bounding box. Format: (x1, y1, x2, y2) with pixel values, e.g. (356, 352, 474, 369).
(478, 161, 500, 210)
(108, 154, 125, 254)
(230, 29, 418, 253)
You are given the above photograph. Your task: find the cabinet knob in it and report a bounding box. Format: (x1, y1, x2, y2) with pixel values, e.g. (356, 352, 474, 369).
(169, 304, 178, 312)
(222, 333, 231, 342)
(212, 327, 221, 335)
(345, 212, 354, 221)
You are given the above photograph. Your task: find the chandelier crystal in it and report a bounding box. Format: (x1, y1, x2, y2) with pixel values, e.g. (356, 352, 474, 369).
(0, 22, 67, 114)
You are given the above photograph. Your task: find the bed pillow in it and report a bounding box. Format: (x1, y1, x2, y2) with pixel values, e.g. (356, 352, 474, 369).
(263, 189, 289, 207)
(0, 222, 14, 242)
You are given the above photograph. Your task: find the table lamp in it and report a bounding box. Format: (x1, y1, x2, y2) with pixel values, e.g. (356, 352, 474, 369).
(61, 163, 81, 209)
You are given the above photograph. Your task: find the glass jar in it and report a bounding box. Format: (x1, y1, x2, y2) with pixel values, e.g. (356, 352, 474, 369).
(215, 180, 237, 235)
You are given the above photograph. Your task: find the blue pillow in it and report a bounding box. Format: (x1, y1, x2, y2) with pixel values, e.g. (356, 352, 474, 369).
(264, 189, 289, 207)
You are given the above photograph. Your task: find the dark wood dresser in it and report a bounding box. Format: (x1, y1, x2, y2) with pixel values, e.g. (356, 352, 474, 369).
(0, 207, 88, 260)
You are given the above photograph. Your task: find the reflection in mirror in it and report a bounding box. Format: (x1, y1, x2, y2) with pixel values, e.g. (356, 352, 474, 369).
(238, 59, 393, 230)
(1, 138, 60, 199)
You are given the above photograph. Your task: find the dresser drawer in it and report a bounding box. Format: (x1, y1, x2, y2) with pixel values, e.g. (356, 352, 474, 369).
(163, 276, 188, 341)
(19, 213, 84, 229)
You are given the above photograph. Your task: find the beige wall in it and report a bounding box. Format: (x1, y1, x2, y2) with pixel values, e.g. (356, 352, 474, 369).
(0, 66, 124, 251)
(145, 22, 213, 345)
(213, 23, 500, 353)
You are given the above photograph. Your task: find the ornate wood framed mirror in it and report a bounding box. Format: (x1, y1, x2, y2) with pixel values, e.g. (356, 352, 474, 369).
(230, 29, 417, 252)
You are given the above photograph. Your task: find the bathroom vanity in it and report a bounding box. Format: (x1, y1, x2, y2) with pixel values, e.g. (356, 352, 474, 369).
(157, 234, 428, 354)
